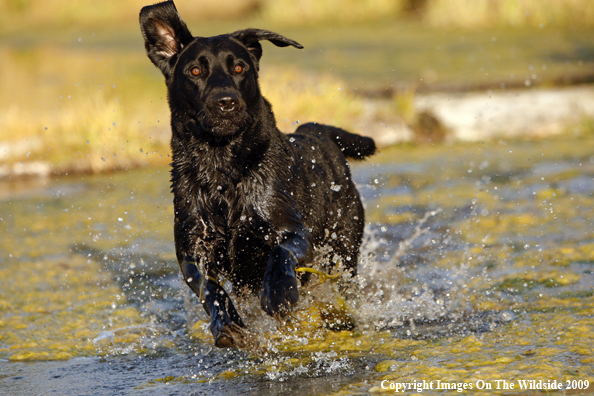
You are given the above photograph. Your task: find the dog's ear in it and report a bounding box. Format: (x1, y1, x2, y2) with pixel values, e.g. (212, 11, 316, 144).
(231, 29, 303, 68)
(140, 1, 194, 76)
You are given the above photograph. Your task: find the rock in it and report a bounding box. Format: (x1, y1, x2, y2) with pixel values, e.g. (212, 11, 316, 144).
(0, 161, 51, 179)
(414, 86, 594, 141)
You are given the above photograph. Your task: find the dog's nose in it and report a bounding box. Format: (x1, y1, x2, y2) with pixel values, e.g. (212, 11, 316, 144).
(214, 92, 240, 112)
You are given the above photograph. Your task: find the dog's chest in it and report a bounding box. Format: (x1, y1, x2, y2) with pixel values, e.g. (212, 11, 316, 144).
(212, 179, 274, 280)
(201, 175, 273, 238)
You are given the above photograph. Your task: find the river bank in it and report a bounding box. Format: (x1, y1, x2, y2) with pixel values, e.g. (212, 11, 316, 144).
(2, 83, 593, 180)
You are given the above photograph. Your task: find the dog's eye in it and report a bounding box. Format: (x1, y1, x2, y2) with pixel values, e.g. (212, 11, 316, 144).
(234, 65, 243, 73)
(191, 67, 201, 76)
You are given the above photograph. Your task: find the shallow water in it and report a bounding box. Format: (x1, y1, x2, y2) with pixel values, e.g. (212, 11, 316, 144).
(1, 138, 594, 395)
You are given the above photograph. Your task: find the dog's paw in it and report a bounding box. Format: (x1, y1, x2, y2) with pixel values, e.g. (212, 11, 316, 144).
(214, 322, 257, 349)
(211, 315, 258, 349)
(260, 252, 299, 317)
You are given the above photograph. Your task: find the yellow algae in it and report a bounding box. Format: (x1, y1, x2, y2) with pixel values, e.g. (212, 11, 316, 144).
(218, 370, 238, 379)
(492, 356, 514, 364)
(374, 360, 400, 372)
(0, 300, 13, 310)
(187, 320, 213, 342)
(52, 352, 73, 360)
(21, 304, 48, 314)
(10, 341, 38, 350)
(9, 350, 51, 361)
(535, 188, 563, 200)
(0, 255, 148, 361)
(337, 337, 370, 352)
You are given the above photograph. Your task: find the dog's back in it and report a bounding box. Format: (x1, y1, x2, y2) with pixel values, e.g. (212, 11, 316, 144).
(277, 123, 374, 275)
(295, 123, 376, 160)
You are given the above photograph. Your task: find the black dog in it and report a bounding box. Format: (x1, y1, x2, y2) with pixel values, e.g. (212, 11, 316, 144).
(140, 1, 375, 348)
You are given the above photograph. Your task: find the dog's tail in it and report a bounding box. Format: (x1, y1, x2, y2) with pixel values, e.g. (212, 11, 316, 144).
(295, 123, 376, 159)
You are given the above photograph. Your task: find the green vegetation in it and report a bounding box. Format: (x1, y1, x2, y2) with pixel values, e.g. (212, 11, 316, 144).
(422, 0, 594, 28)
(0, 44, 364, 174)
(2, 0, 594, 31)
(0, 46, 171, 174)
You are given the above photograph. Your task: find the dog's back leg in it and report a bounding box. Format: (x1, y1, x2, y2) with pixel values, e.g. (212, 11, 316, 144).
(328, 204, 365, 277)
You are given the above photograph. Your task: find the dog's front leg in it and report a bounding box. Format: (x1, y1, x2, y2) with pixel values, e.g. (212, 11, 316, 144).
(180, 260, 248, 348)
(260, 230, 311, 317)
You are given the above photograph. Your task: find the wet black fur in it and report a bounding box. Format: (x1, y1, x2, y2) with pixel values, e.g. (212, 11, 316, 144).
(140, 0, 375, 348)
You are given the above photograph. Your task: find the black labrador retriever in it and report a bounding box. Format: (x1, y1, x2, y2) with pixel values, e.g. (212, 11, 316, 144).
(140, 1, 375, 348)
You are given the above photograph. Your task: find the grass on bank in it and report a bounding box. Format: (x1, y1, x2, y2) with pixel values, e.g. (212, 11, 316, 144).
(2, 38, 594, 177)
(0, 45, 367, 175)
(2, 0, 594, 32)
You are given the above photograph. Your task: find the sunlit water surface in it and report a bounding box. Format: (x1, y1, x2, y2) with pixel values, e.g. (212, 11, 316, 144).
(1, 139, 593, 395)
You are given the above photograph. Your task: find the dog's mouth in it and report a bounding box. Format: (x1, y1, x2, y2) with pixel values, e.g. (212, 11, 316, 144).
(209, 118, 245, 136)
(194, 111, 251, 141)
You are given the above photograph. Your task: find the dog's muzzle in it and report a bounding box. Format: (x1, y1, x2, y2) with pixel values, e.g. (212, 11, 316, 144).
(214, 92, 240, 113)
(199, 89, 248, 139)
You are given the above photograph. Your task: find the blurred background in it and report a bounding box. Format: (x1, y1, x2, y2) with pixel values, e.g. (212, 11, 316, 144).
(1, 0, 593, 176)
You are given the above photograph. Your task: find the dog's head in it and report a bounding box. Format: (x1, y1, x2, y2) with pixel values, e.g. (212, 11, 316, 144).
(140, 1, 302, 140)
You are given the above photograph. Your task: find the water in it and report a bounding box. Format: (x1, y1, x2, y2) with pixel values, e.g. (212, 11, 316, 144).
(1, 138, 594, 395)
